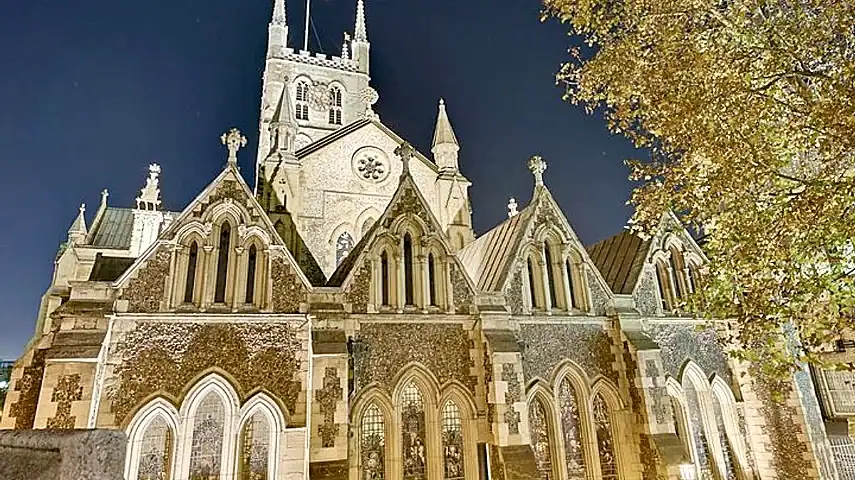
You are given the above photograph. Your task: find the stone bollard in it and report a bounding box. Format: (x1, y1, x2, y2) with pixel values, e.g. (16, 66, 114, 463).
(0, 429, 126, 480)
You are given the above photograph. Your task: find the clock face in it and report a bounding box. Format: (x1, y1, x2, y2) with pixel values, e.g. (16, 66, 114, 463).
(309, 82, 331, 111)
(352, 146, 390, 183)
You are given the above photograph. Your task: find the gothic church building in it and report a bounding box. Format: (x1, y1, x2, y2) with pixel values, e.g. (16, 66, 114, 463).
(2, 1, 852, 479)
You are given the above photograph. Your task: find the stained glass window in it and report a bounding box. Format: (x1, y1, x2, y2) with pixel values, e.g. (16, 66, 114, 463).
(593, 394, 618, 480)
(529, 398, 554, 480)
(239, 412, 271, 480)
(442, 401, 465, 480)
(713, 396, 739, 480)
(558, 379, 587, 480)
(188, 394, 225, 480)
(402, 383, 427, 480)
(136, 416, 173, 480)
(684, 382, 715, 480)
(361, 404, 385, 480)
(336, 232, 354, 267)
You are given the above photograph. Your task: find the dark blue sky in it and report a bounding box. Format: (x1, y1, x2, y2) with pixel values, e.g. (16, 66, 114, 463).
(0, 0, 639, 359)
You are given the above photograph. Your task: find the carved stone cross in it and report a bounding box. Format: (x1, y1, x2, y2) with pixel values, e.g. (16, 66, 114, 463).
(221, 128, 247, 164)
(395, 141, 415, 177)
(527, 155, 547, 186)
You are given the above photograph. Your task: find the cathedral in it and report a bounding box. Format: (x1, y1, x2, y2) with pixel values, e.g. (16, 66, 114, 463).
(3, 1, 854, 479)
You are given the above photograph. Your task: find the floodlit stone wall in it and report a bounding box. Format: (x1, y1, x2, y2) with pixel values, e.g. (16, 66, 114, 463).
(0, 429, 125, 480)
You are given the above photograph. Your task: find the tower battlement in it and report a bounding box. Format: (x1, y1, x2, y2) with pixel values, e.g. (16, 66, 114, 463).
(268, 47, 360, 73)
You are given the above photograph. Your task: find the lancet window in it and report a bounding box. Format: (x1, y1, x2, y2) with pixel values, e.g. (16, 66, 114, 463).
(371, 226, 450, 311)
(683, 382, 715, 479)
(441, 401, 465, 480)
(544, 245, 558, 308)
(593, 395, 619, 480)
(527, 257, 542, 310)
(184, 242, 199, 304)
(361, 404, 386, 480)
(245, 244, 258, 305)
(188, 394, 226, 479)
(713, 396, 739, 480)
(380, 251, 391, 306)
(214, 223, 231, 304)
(336, 232, 355, 267)
(565, 260, 577, 309)
(530, 397, 554, 479)
(238, 412, 271, 480)
(328, 86, 343, 125)
(428, 253, 437, 307)
(558, 379, 587, 479)
(135, 416, 173, 480)
(404, 234, 415, 306)
(669, 246, 686, 301)
(655, 261, 673, 311)
(401, 383, 428, 480)
(295, 81, 310, 121)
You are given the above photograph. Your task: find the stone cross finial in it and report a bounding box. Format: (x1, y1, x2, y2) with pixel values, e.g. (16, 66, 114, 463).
(79, 203, 86, 215)
(221, 128, 247, 164)
(508, 198, 519, 218)
(100, 189, 109, 208)
(395, 142, 415, 177)
(527, 155, 547, 187)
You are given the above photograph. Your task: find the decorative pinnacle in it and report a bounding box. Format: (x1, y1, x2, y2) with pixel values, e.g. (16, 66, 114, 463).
(272, 0, 286, 25)
(68, 202, 87, 238)
(221, 128, 247, 164)
(395, 142, 415, 177)
(508, 198, 519, 218)
(432, 97, 459, 148)
(354, 0, 367, 42)
(136, 164, 162, 210)
(342, 32, 351, 60)
(527, 155, 547, 187)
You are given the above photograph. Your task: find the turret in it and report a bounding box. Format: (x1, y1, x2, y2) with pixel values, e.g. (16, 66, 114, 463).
(431, 97, 474, 249)
(431, 98, 460, 172)
(351, 0, 370, 74)
(130, 164, 165, 256)
(67, 204, 87, 246)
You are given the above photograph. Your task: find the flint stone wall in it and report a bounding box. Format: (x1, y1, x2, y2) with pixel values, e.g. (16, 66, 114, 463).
(0, 429, 126, 480)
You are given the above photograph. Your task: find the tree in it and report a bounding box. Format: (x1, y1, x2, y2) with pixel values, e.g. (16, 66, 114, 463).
(543, 0, 855, 378)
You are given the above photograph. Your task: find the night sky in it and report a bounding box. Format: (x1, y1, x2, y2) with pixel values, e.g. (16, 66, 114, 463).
(0, 0, 639, 359)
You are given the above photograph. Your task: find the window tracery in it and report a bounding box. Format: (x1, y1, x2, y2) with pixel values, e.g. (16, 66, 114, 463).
(529, 397, 554, 480)
(328, 86, 343, 125)
(336, 232, 354, 267)
(239, 411, 270, 480)
(136, 416, 173, 480)
(441, 401, 465, 480)
(401, 383, 428, 480)
(188, 393, 226, 479)
(361, 404, 386, 480)
(295, 81, 310, 120)
(592, 394, 619, 480)
(558, 379, 587, 479)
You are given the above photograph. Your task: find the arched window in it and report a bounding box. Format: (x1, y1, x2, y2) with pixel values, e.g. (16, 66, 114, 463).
(655, 261, 672, 311)
(184, 242, 199, 304)
(558, 379, 587, 479)
(670, 395, 691, 456)
(441, 401, 465, 480)
(428, 253, 437, 307)
(295, 82, 310, 121)
(135, 416, 173, 480)
(401, 383, 427, 480)
(361, 218, 375, 238)
(403, 234, 415, 306)
(669, 247, 685, 301)
(592, 394, 618, 480)
(361, 404, 386, 480)
(683, 382, 715, 479)
(544, 245, 557, 309)
(529, 397, 554, 480)
(238, 411, 271, 480)
(245, 244, 258, 305)
(188, 393, 226, 479)
(336, 232, 355, 267)
(328, 86, 343, 125)
(381, 251, 391, 307)
(565, 260, 578, 310)
(713, 395, 739, 480)
(527, 258, 540, 310)
(214, 223, 231, 304)
(687, 263, 701, 294)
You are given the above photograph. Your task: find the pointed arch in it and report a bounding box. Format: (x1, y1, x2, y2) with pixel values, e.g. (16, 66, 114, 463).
(124, 398, 180, 480)
(680, 363, 718, 479)
(236, 393, 284, 480)
(178, 374, 240, 480)
(710, 376, 748, 478)
(202, 201, 250, 227)
(527, 387, 559, 480)
(351, 388, 394, 480)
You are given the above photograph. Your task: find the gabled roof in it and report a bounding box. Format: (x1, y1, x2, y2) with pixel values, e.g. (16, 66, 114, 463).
(295, 117, 439, 173)
(587, 230, 650, 295)
(458, 206, 535, 292)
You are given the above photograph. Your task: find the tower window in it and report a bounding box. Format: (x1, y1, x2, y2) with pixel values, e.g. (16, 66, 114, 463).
(245, 244, 257, 304)
(403, 233, 415, 306)
(295, 81, 310, 121)
(183, 242, 198, 304)
(328, 86, 343, 125)
(214, 223, 231, 303)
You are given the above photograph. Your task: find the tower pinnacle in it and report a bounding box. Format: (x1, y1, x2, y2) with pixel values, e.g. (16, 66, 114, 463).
(272, 0, 286, 26)
(432, 98, 460, 171)
(68, 203, 87, 243)
(354, 0, 368, 42)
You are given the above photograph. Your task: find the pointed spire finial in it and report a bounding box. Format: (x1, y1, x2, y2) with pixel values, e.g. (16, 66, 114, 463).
(395, 142, 415, 177)
(354, 0, 368, 42)
(136, 164, 162, 210)
(432, 97, 459, 149)
(508, 198, 519, 218)
(527, 155, 547, 187)
(272, 0, 287, 25)
(68, 203, 87, 241)
(222, 128, 247, 165)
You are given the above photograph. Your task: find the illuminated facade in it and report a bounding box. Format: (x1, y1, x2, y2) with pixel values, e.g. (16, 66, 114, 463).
(0, 1, 849, 479)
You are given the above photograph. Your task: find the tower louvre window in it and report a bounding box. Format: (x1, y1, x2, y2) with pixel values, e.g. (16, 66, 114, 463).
(245, 244, 257, 304)
(183, 242, 198, 304)
(214, 223, 231, 303)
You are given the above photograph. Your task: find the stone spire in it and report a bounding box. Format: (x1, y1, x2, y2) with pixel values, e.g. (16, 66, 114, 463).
(354, 0, 368, 42)
(432, 98, 460, 171)
(135, 164, 162, 210)
(528, 155, 547, 187)
(508, 198, 519, 218)
(269, 82, 298, 159)
(272, 0, 286, 25)
(67, 203, 87, 244)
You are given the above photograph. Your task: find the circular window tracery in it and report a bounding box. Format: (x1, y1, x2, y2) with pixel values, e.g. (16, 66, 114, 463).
(352, 146, 390, 183)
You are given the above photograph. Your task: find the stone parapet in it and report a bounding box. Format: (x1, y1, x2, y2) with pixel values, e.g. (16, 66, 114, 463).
(0, 429, 126, 480)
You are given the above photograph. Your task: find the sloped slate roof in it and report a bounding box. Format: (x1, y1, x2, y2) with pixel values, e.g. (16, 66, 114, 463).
(586, 230, 650, 295)
(458, 206, 535, 292)
(89, 207, 134, 249)
(89, 254, 136, 282)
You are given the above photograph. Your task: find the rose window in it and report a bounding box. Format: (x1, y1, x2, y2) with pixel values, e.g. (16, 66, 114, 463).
(352, 147, 390, 183)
